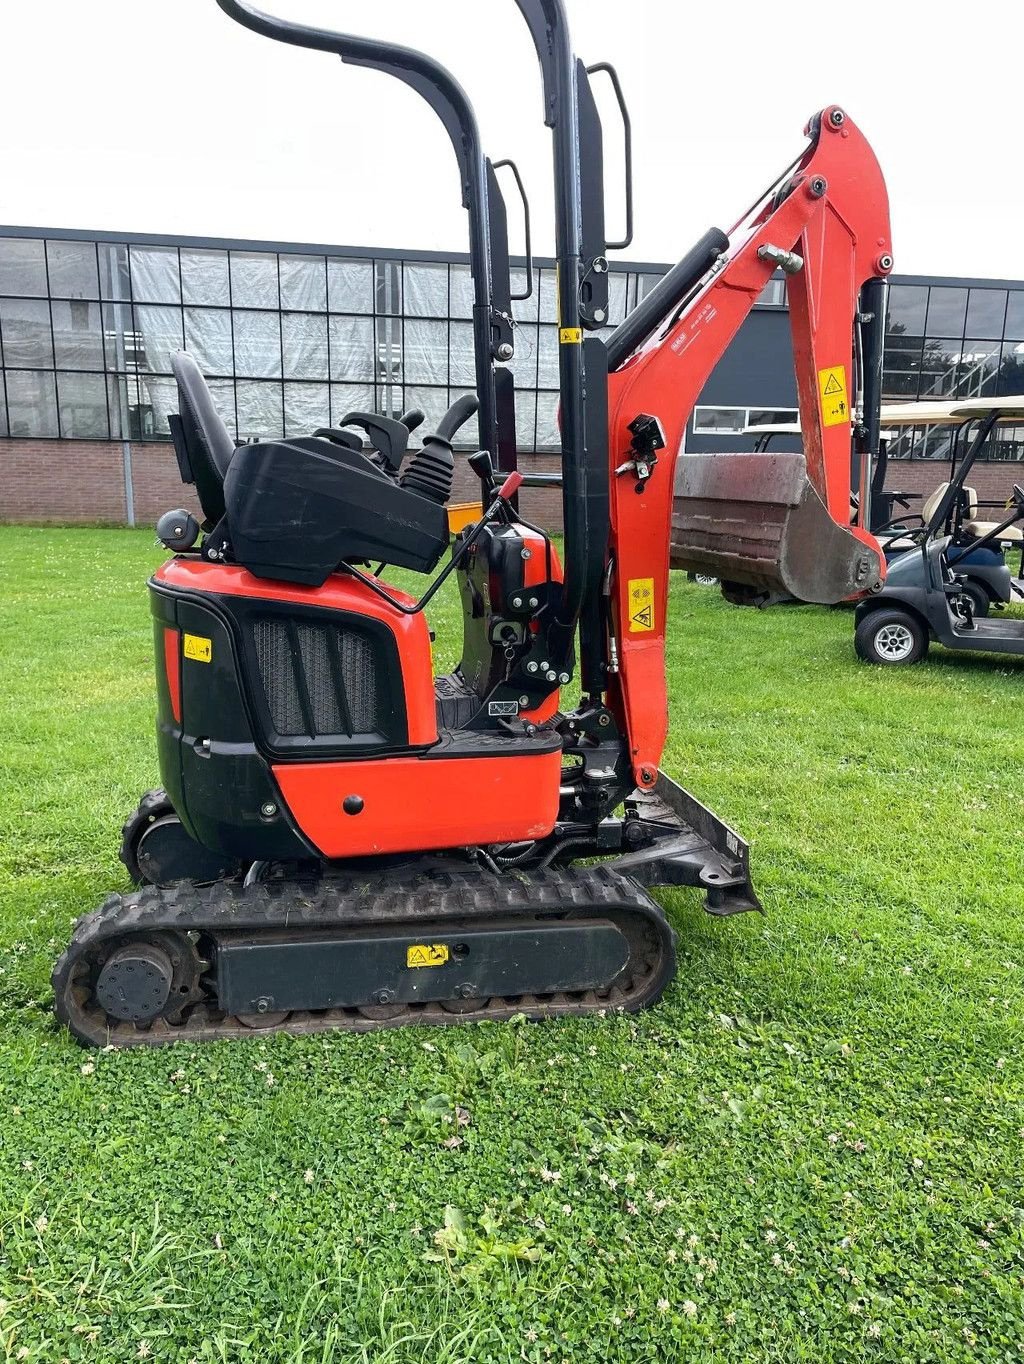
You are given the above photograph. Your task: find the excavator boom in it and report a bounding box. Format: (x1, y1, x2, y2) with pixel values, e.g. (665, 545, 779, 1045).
(603, 106, 892, 788)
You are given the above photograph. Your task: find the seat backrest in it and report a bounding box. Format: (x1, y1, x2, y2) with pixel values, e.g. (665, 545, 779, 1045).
(921, 482, 949, 524)
(171, 351, 235, 526)
(963, 485, 979, 517)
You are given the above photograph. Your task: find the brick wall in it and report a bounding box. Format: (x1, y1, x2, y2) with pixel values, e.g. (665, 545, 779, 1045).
(0, 438, 563, 531)
(1, 435, 1016, 537)
(881, 461, 1021, 523)
(0, 439, 130, 524)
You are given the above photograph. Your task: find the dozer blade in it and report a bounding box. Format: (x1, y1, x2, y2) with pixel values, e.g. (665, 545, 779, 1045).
(670, 452, 881, 604)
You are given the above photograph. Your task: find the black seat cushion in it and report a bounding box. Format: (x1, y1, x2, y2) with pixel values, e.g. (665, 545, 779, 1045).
(171, 351, 236, 527)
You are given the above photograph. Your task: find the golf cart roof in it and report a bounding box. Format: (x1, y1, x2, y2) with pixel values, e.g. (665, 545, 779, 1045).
(880, 397, 1024, 426)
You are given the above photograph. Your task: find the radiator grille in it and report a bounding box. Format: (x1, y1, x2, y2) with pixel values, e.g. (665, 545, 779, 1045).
(252, 617, 380, 738)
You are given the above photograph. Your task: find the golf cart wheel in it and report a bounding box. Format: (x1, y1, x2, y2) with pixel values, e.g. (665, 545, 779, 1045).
(854, 608, 928, 666)
(961, 581, 990, 618)
(687, 572, 720, 587)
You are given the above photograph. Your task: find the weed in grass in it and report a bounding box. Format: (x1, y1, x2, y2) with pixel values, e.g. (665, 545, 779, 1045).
(0, 526, 1022, 1362)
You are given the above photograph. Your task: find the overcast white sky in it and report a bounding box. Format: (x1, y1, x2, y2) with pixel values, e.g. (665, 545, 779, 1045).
(2, 0, 1022, 279)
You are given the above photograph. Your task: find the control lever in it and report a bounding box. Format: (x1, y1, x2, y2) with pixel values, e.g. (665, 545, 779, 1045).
(313, 427, 362, 452)
(337, 411, 412, 472)
(400, 408, 425, 433)
(467, 449, 497, 501)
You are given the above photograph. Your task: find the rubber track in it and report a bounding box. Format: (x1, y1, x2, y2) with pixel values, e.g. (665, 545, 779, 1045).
(52, 865, 676, 1048)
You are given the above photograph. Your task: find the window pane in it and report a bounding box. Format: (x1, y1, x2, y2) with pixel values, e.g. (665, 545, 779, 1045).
(279, 254, 326, 311)
(537, 269, 560, 323)
(918, 339, 961, 397)
(507, 323, 539, 386)
(328, 314, 376, 381)
(0, 298, 53, 367)
(184, 307, 233, 375)
(107, 373, 137, 439)
(98, 243, 131, 300)
(606, 272, 628, 326)
(0, 238, 47, 296)
(514, 391, 537, 449)
(693, 406, 746, 434)
(233, 310, 281, 378)
(965, 289, 1007, 338)
(236, 380, 283, 440)
(52, 300, 104, 370)
(328, 257, 373, 313)
(330, 383, 375, 426)
(57, 372, 109, 438)
(5, 370, 57, 436)
(748, 407, 798, 428)
(102, 301, 135, 371)
(180, 249, 230, 306)
(134, 305, 183, 374)
(886, 284, 928, 337)
(0, 380, 7, 437)
(404, 263, 448, 317)
(537, 325, 559, 388)
(956, 341, 1001, 398)
(405, 318, 448, 383)
(137, 373, 177, 437)
(535, 390, 560, 448)
(511, 268, 540, 323)
(449, 264, 474, 320)
(449, 321, 476, 387)
(282, 312, 328, 380)
(997, 343, 1024, 396)
(925, 287, 967, 338)
(284, 382, 329, 437)
(230, 251, 278, 308)
(638, 272, 664, 301)
(130, 246, 181, 304)
(1004, 293, 1024, 341)
(402, 386, 449, 433)
(757, 278, 786, 307)
(46, 240, 99, 299)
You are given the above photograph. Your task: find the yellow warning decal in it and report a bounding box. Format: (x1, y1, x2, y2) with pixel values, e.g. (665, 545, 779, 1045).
(627, 577, 655, 633)
(407, 943, 449, 969)
(183, 633, 212, 663)
(817, 364, 849, 427)
(559, 327, 582, 345)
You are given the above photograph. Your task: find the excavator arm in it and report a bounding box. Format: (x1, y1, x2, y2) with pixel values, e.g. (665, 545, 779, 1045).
(604, 106, 892, 789)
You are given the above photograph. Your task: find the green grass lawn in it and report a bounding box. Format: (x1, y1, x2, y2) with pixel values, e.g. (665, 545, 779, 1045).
(0, 525, 1022, 1364)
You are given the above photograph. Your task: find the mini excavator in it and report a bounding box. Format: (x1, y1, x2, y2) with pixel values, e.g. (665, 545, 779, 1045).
(53, 0, 891, 1046)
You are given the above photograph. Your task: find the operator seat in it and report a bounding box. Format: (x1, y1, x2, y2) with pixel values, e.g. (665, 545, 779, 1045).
(170, 351, 236, 528)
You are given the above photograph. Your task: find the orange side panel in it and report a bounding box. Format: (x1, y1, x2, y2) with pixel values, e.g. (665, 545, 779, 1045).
(273, 750, 561, 858)
(153, 559, 438, 745)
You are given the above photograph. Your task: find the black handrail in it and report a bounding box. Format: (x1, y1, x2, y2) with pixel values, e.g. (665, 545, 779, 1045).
(214, 0, 511, 464)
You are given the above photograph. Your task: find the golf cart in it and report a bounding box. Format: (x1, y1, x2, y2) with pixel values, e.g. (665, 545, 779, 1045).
(854, 395, 1024, 664)
(871, 400, 1024, 617)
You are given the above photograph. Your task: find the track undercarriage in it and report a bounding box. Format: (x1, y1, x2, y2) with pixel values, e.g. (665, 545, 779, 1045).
(53, 773, 760, 1048)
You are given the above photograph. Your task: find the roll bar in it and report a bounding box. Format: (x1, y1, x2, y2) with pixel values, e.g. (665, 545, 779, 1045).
(214, 0, 519, 468)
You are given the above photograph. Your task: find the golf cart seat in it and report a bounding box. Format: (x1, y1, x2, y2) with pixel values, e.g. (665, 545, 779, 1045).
(960, 487, 1024, 542)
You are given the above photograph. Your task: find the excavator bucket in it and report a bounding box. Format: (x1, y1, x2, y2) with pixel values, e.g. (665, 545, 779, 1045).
(670, 451, 879, 604)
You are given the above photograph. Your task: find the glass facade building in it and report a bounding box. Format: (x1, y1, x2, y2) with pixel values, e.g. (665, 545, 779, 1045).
(2, 227, 1022, 463)
(0, 228, 670, 451)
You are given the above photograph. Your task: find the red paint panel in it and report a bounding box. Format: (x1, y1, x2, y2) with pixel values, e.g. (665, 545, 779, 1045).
(162, 627, 182, 724)
(153, 560, 437, 745)
(274, 750, 561, 858)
